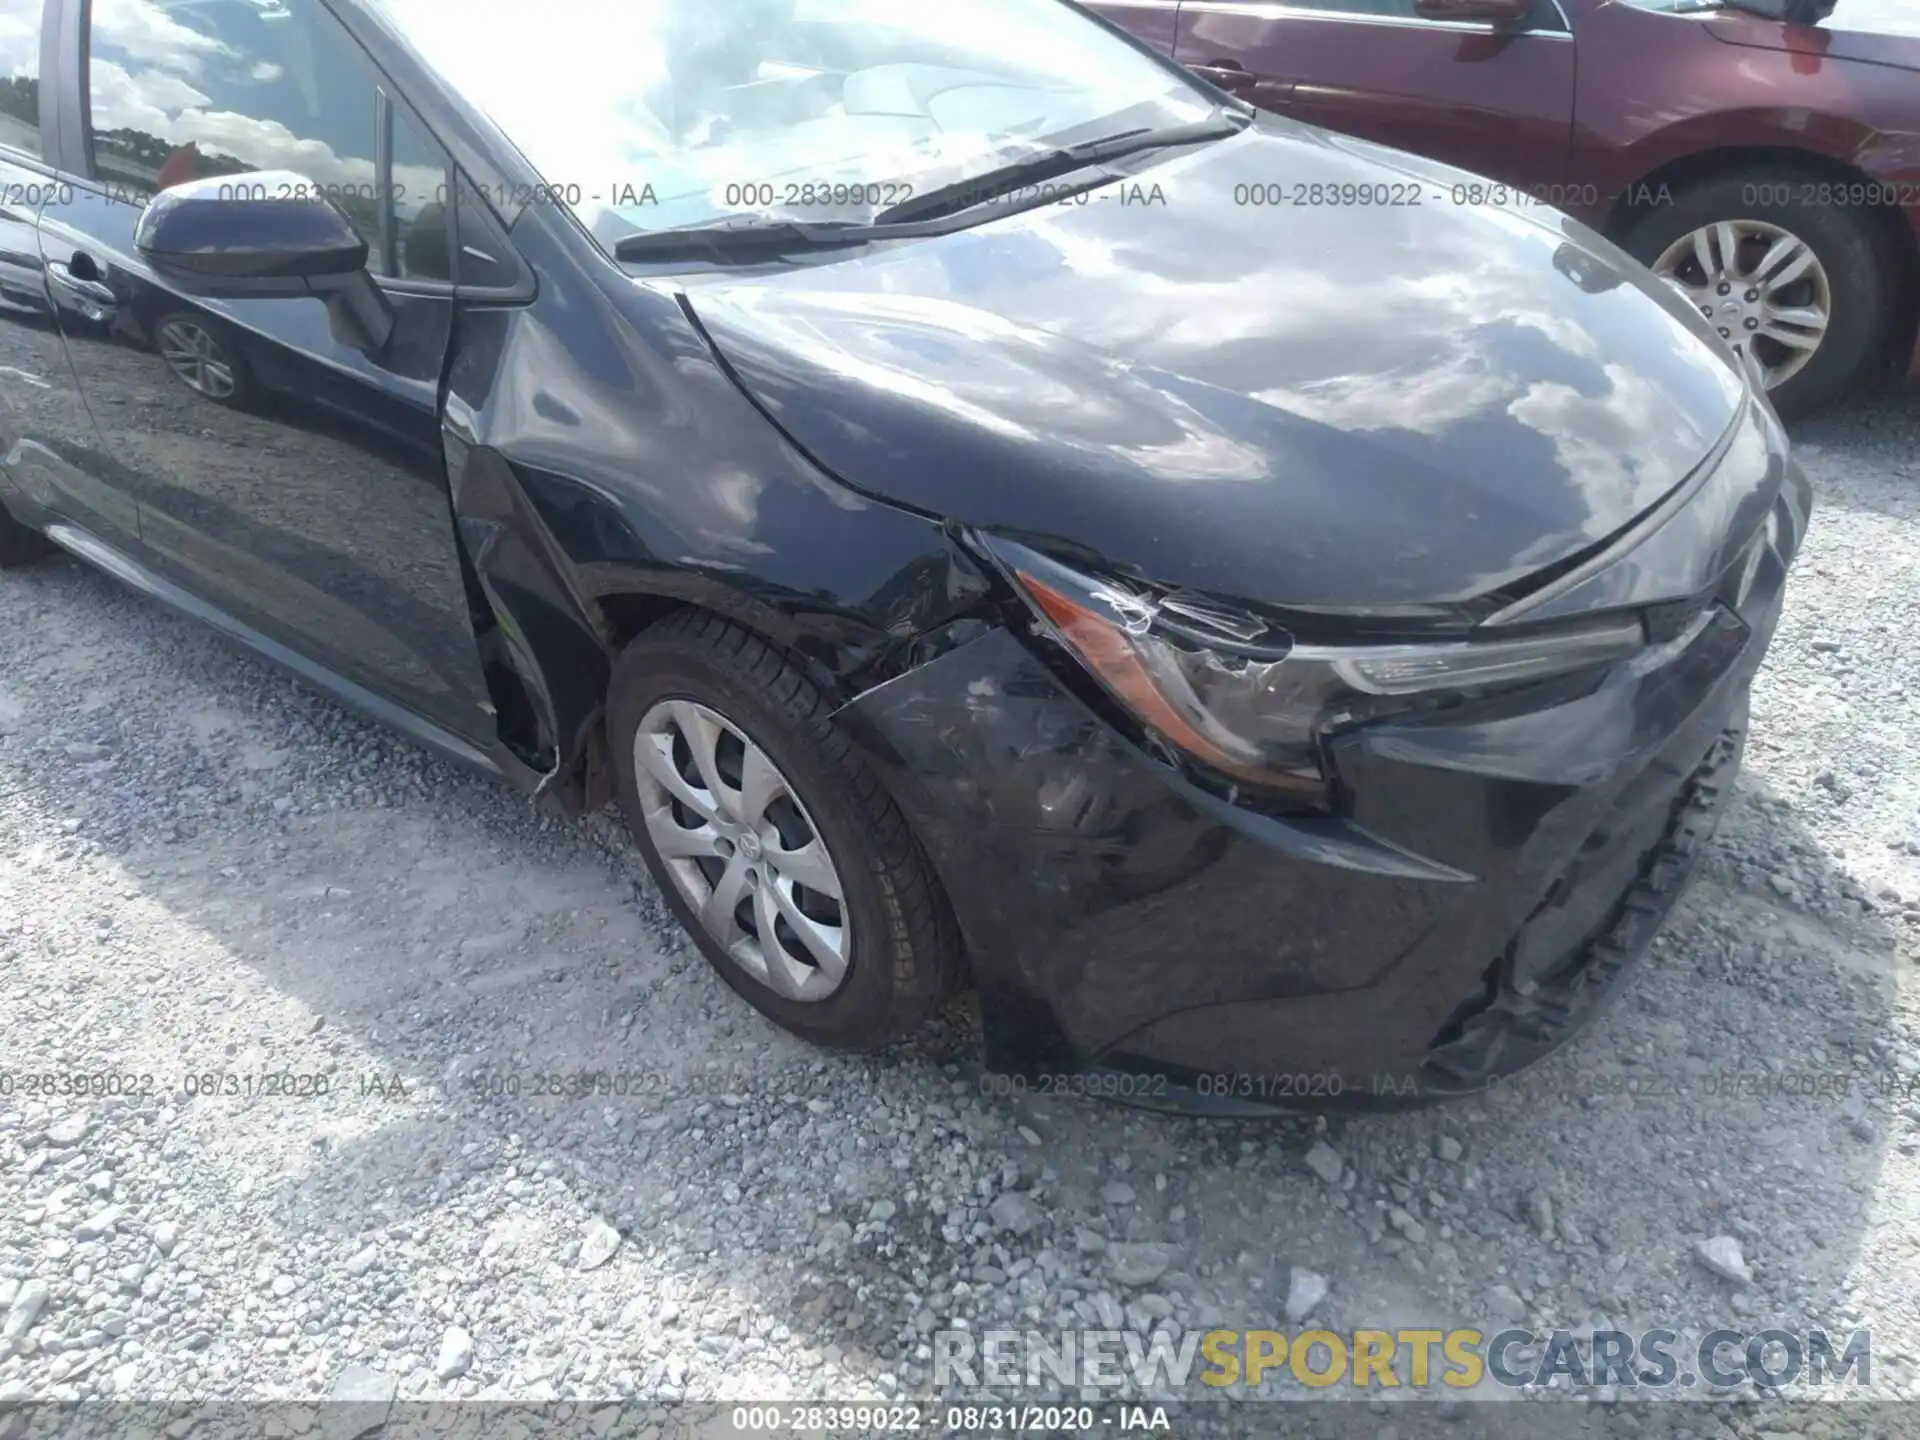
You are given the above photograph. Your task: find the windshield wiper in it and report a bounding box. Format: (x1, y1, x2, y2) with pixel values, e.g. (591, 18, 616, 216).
(611, 113, 1251, 262)
(612, 217, 882, 263)
(871, 113, 1250, 227)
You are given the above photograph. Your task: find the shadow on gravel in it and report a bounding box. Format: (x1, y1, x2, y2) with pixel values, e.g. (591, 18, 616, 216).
(0, 537, 1909, 1413)
(1786, 390, 1920, 525)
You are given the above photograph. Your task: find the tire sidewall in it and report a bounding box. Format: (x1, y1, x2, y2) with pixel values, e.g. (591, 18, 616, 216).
(608, 639, 911, 1048)
(1622, 173, 1889, 419)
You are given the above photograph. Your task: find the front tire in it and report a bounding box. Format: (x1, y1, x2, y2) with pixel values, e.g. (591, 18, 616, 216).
(609, 609, 963, 1049)
(1620, 167, 1893, 420)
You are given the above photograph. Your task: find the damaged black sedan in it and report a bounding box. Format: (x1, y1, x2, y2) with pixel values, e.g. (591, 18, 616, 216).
(0, 0, 1807, 1108)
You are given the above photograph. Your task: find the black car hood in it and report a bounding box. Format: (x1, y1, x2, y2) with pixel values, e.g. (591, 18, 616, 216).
(682, 119, 1750, 614)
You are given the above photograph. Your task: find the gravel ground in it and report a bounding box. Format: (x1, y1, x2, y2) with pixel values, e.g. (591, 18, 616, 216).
(1, 391, 1918, 1438)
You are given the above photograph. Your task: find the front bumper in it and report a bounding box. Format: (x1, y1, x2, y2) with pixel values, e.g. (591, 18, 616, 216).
(838, 462, 1811, 1109)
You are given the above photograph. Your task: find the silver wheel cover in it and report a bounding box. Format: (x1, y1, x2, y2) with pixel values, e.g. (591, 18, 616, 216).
(634, 699, 851, 1002)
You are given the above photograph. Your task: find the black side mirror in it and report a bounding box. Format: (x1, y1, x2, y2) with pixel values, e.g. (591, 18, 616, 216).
(134, 170, 394, 351)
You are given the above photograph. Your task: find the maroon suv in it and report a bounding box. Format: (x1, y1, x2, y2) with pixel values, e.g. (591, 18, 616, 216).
(1092, 0, 1920, 419)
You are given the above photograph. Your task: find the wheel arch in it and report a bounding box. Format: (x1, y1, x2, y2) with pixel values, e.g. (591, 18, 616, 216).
(444, 437, 1001, 818)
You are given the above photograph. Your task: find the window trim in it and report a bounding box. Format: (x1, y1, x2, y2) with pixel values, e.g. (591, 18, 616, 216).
(52, 0, 85, 177)
(1178, 0, 1573, 37)
(374, 84, 397, 276)
(447, 171, 532, 301)
(0, 136, 60, 172)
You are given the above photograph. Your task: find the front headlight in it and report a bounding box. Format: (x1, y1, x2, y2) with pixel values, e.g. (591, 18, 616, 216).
(983, 537, 1645, 796)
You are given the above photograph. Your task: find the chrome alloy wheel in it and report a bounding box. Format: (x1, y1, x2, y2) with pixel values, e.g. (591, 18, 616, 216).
(634, 699, 851, 1001)
(156, 318, 237, 399)
(1651, 219, 1831, 392)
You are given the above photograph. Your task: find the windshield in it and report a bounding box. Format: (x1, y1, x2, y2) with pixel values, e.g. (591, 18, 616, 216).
(372, 0, 1214, 256)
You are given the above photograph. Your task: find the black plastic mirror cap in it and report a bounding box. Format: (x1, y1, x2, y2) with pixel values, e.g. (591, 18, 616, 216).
(134, 169, 369, 284)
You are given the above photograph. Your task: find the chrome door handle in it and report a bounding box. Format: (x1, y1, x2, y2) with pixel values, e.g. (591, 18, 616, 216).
(46, 260, 118, 310)
(1189, 60, 1257, 91)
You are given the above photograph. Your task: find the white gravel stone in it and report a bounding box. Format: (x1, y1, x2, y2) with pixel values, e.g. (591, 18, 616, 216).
(2, 1281, 49, 1343)
(435, 1326, 474, 1380)
(1694, 1235, 1754, 1287)
(1386, 1206, 1426, 1244)
(1527, 1189, 1555, 1239)
(1303, 1142, 1344, 1186)
(1105, 1243, 1177, 1288)
(1486, 1284, 1528, 1324)
(578, 1219, 623, 1271)
(73, 1207, 120, 1240)
(1283, 1267, 1329, 1323)
(44, 1114, 89, 1146)
(325, 1364, 397, 1439)
(988, 1192, 1045, 1236)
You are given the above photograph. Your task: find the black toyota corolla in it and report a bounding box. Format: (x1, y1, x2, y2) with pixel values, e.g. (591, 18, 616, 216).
(0, 0, 1807, 1108)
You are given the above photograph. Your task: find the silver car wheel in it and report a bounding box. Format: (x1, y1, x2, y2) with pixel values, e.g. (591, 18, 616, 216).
(634, 698, 851, 1002)
(1651, 219, 1832, 392)
(157, 318, 238, 400)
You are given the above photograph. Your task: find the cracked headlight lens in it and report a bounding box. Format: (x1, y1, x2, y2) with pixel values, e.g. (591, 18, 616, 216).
(984, 536, 1644, 794)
